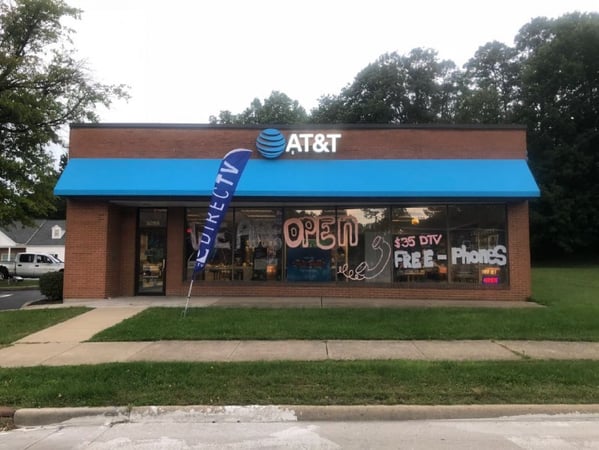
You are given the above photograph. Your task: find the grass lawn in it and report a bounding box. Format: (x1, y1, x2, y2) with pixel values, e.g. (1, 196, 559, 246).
(1, 360, 599, 408)
(90, 266, 599, 342)
(0, 279, 39, 290)
(0, 308, 89, 346)
(1, 267, 598, 410)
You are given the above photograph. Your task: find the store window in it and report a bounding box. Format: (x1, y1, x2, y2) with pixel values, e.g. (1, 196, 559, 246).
(184, 203, 509, 287)
(391, 206, 448, 283)
(185, 208, 234, 281)
(448, 205, 508, 285)
(283, 208, 337, 282)
(335, 208, 391, 282)
(235, 208, 283, 281)
(185, 208, 282, 282)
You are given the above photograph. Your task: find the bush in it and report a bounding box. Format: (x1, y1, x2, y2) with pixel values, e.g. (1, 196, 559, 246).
(39, 271, 64, 301)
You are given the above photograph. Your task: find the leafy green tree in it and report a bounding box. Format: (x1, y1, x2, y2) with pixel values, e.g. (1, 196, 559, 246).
(311, 49, 459, 124)
(458, 41, 520, 123)
(210, 91, 308, 125)
(0, 0, 127, 226)
(515, 12, 599, 257)
(309, 93, 347, 124)
(45, 151, 67, 219)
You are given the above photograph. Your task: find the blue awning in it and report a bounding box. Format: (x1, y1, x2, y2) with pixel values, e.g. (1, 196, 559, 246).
(54, 158, 540, 199)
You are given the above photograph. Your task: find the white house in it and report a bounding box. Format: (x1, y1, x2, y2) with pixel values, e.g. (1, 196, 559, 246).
(0, 220, 66, 262)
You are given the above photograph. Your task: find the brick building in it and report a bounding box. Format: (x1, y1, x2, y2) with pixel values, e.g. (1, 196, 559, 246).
(55, 124, 540, 301)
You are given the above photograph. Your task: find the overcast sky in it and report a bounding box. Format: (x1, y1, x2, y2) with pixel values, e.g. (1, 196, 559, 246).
(66, 0, 598, 124)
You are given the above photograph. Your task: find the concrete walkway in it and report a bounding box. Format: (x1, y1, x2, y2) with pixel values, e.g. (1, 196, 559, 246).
(33, 295, 545, 309)
(1, 298, 599, 367)
(4, 337, 599, 368)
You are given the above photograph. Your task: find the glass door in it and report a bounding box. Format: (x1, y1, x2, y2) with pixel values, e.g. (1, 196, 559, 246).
(137, 209, 167, 295)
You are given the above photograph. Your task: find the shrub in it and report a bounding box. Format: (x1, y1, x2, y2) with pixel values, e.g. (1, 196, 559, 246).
(39, 271, 64, 301)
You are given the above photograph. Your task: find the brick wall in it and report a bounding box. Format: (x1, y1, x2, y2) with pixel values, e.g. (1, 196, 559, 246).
(165, 207, 185, 296)
(63, 200, 110, 298)
(64, 201, 532, 301)
(63, 125, 534, 301)
(116, 207, 137, 296)
(69, 125, 527, 160)
(507, 202, 533, 299)
(104, 204, 121, 298)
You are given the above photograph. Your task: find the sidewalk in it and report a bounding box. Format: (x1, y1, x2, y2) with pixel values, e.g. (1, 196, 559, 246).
(1, 299, 599, 367)
(31, 295, 546, 309)
(3, 299, 599, 428)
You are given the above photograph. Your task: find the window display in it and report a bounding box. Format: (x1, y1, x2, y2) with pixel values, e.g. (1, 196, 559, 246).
(235, 208, 282, 281)
(184, 204, 508, 287)
(336, 208, 390, 283)
(391, 206, 448, 283)
(186, 208, 282, 282)
(448, 205, 508, 285)
(283, 209, 336, 282)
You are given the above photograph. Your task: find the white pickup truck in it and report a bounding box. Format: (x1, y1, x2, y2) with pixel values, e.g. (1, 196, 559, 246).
(0, 252, 64, 279)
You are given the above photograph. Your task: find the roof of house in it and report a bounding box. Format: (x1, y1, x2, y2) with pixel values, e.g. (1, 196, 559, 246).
(0, 220, 66, 246)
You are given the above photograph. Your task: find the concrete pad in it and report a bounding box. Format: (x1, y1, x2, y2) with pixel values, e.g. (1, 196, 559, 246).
(17, 307, 147, 343)
(28, 296, 544, 309)
(498, 341, 599, 360)
(43, 342, 152, 366)
(412, 340, 521, 360)
(212, 297, 323, 308)
(57, 297, 220, 308)
(322, 297, 542, 308)
(129, 340, 242, 362)
(0, 427, 58, 449)
(229, 340, 328, 361)
(0, 343, 79, 367)
(326, 340, 424, 360)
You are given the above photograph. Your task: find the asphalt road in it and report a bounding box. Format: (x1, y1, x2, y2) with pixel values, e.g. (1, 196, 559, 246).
(2, 413, 599, 449)
(0, 289, 43, 311)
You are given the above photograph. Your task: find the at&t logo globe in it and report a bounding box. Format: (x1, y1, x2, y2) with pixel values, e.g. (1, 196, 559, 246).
(256, 129, 286, 159)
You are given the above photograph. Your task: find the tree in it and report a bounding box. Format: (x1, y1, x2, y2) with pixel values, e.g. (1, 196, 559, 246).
(311, 49, 459, 124)
(457, 41, 520, 123)
(515, 12, 599, 257)
(209, 91, 308, 125)
(0, 0, 127, 226)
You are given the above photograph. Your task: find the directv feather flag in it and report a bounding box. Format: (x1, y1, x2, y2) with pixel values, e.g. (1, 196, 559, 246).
(193, 148, 252, 277)
(184, 148, 252, 315)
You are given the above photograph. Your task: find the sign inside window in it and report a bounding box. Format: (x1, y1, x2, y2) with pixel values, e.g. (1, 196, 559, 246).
(283, 215, 358, 250)
(393, 233, 447, 269)
(451, 244, 507, 266)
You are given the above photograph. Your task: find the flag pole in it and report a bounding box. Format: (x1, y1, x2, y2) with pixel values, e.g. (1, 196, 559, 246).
(181, 148, 252, 319)
(182, 274, 196, 317)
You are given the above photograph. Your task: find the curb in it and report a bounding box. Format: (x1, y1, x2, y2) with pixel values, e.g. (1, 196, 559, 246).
(292, 404, 599, 421)
(0, 406, 15, 417)
(10, 404, 599, 427)
(0, 406, 16, 431)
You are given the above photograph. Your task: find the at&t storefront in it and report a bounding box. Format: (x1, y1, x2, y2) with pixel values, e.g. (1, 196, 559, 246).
(55, 124, 540, 302)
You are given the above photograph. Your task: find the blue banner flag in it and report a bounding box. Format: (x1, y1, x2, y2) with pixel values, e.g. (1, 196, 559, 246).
(193, 148, 252, 277)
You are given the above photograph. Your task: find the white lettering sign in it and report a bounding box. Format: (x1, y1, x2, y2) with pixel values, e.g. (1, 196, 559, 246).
(283, 215, 358, 250)
(393, 249, 435, 269)
(286, 133, 342, 155)
(451, 245, 507, 266)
